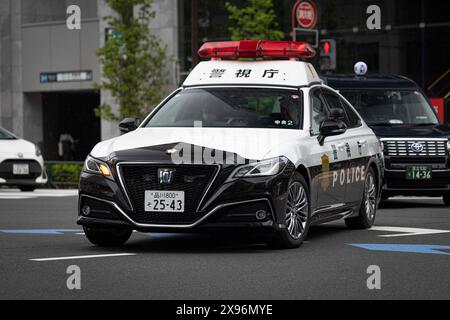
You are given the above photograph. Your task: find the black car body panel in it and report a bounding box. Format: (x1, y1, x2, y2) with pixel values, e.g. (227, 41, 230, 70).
(78, 142, 382, 233)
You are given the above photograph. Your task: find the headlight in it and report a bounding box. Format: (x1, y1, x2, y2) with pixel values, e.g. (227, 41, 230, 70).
(83, 155, 112, 178)
(227, 157, 288, 182)
(35, 145, 42, 157)
(447, 140, 450, 152)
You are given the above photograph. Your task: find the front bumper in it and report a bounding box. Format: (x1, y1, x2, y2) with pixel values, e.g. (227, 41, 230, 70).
(0, 159, 48, 187)
(77, 162, 294, 233)
(383, 168, 450, 196)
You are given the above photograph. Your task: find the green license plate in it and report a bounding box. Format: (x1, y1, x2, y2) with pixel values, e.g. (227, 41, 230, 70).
(406, 166, 432, 180)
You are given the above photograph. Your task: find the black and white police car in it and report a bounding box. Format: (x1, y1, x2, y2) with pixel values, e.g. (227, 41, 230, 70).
(78, 41, 383, 249)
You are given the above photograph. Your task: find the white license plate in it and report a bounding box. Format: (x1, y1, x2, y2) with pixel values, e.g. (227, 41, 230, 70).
(144, 191, 185, 213)
(13, 164, 29, 175)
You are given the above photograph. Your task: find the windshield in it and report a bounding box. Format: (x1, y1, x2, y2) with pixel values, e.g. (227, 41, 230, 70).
(340, 90, 439, 126)
(145, 88, 303, 129)
(0, 127, 17, 140)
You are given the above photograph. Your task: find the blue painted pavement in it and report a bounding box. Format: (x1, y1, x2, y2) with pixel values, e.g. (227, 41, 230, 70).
(350, 244, 450, 256)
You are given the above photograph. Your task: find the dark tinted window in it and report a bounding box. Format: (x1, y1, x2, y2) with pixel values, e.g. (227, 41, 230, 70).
(340, 90, 439, 126)
(310, 89, 329, 135)
(145, 88, 303, 129)
(322, 91, 351, 127)
(341, 99, 362, 128)
(0, 128, 16, 140)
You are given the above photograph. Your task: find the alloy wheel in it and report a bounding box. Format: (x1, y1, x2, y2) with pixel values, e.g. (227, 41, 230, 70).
(365, 173, 377, 221)
(285, 182, 309, 240)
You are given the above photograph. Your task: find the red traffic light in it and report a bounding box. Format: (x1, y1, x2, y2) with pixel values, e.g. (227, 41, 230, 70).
(323, 41, 330, 55)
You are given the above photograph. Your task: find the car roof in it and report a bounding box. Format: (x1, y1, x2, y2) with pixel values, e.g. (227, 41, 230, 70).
(183, 60, 322, 88)
(321, 74, 420, 90)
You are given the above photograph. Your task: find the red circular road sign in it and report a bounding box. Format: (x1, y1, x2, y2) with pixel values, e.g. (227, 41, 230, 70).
(296, 1, 318, 29)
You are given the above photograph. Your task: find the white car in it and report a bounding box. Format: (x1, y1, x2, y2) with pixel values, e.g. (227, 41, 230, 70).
(0, 127, 47, 191)
(78, 40, 383, 249)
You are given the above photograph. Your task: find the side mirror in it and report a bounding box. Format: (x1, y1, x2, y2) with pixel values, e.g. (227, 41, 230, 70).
(119, 118, 141, 134)
(318, 119, 347, 145)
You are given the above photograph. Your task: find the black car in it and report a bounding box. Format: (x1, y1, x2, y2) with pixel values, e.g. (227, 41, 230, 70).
(322, 75, 450, 205)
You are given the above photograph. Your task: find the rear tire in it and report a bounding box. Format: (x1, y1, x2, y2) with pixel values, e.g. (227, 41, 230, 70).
(345, 167, 378, 229)
(269, 173, 311, 249)
(83, 226, 132, 247)
(19, 187, 36, 192)
(443, 192, 450, 206)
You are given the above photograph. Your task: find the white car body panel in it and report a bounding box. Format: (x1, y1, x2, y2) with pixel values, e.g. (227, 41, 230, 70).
(183, 60, 321, 88)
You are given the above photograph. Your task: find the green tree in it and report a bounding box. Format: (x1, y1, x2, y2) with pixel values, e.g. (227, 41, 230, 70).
(225, 0, 284, 41)
(96, 0, 170, 121)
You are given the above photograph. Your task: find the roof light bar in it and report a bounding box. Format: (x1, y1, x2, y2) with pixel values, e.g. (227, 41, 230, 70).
(198, 40, 316, 59)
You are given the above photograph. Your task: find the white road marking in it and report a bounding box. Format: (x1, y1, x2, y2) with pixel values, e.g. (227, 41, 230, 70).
(371, 226, 450, 237)
(30, 253, 136, 262)
(389, 196, 443, 201)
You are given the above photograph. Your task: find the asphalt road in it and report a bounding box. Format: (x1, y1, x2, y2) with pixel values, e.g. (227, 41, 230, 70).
(0, 189, 449, 300)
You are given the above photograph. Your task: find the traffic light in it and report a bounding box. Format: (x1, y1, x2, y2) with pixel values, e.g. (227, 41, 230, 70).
(319, 39, 336, 71)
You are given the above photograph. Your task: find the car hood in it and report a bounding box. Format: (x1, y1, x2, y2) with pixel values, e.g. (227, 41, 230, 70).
(92, 127, 306, 162)
(0, 139, 36, 158)
(370, 124, 450, 139)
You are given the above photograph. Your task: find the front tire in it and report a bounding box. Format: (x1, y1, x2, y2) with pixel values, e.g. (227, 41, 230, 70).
(269, 173, 311, 249)
(345, 167, 378, 229)
(443, 192, 450, 206)
(83, 226, 132, 247)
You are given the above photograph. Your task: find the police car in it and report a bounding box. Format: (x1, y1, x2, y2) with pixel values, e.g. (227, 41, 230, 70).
(78, 40, 383, 249)
(323, 62, 450, 205)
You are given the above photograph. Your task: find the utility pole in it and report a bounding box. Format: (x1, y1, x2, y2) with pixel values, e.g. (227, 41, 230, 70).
(191, 0, 199, 67)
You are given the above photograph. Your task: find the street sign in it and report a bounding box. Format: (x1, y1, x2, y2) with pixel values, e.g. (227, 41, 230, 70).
(293, 28, 319, 47)
(296, 1, 318, 29)
(40, 71, 93, 83)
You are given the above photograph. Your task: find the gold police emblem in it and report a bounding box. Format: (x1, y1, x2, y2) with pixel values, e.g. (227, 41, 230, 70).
(321, 154, 330, 192)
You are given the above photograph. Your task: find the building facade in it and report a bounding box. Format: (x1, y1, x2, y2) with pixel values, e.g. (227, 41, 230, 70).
(0, 0, 179, 160)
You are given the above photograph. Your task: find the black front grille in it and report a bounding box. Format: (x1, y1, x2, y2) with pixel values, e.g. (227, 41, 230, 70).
(119, 164, 218, 224)
(384, 139, 447, 156)
(0, 159, 42, 180)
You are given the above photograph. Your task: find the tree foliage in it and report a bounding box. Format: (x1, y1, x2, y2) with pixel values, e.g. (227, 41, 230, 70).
(96, 0, 170, 121)
(225, 0, 284, 41)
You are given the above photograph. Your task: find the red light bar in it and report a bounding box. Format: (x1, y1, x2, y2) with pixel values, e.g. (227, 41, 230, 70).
(198, 40, 316, 59)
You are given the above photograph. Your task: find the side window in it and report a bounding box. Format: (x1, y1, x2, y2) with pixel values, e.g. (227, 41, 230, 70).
(322, 91, 351, 127)
(310, 89, 328, 135)
(341, 99, 362, 128)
